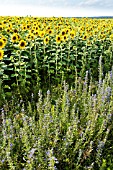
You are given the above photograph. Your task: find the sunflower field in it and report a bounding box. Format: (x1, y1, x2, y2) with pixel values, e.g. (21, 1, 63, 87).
(0, 16, 113, 169)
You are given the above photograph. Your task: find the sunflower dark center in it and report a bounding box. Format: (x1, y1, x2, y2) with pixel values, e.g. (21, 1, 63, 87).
(13, 36, 16, 40)
(14, 29, 18, 33)
(0, 41, 3, 46)
(62, 31, 65, 35)
(3, 39, 6, 42)
(21, 42, 25, 47)
(58, 37, 60, 40)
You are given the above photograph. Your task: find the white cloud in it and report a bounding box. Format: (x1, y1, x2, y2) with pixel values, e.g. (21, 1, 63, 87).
(78, 0, 113, 9)
(1, 0, 69, 7)
(0, 4, 113, 17)
(0, 0, 113, 17)
(79, 0, 100, 5)
(1, 0, 113, 11)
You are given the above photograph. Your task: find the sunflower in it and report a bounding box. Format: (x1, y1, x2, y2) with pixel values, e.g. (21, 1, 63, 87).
(19, 40, 26, 49)
(27, 32, 35, 41)
(13, 28, 18, 33)
(35, 26, 39, 31)
(101, 34, 106, 40)
(46, 26, 51, 30)
(30, 33, 35, 41)
(11, 33, 18, 43)
(22, 24, 27, 31)
(26, 34, 31, 42)
(87, 40, 92, 46)
(0, 25, 3, 31)
(2, 37, 7, 46)
(69, 30, 75, 39)
(0, 50, 4, 60)
(0, 39, 6, 49)
(66, 28, 70, 34)
(8, 23, 12, 29)
(17, 34, 20, 41)
(34, 30, 39, 37)
(62, 34, 68, 42)
(6, 28, 10, 33)
(109, 34, 113, 41)
(48, 29, 53, 36)
(44, 36, 49, 44)
(61, 29, 66, 36)
(39, 31, 45, 38)
(82, 34, 88, 40)
(56, 35, 62, 44)
(26, 24, 31, 29)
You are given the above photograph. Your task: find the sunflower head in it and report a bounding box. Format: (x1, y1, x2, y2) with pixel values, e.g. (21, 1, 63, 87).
(82, 34, 88, 40)
(22, 25, 27, 31)
(69, 30, 75, 39)
(19, 40, 26, 49)
(26, 34, 31, 42)
(6, 28, 10, 33)
(34, 30, 39, 37)
(62, 34, 68, 42)
(30, 33, 35, 40)
(0, 35, 7, 44)
(2, 37, 7, 46)
(0, 25, 3, 31)
(39, 31, 45, 38)
(13, 28, 18, 33)
(0, 39, 6, 49)
(27, 24, 31, 30)
(0, 50, 4, 60)
(56, 35, 62, 44)
(109, 34, 113, 41)
(61, 29, 66, 36)
(11, 33, 18, 43)
(35, 26, 39, 31)
(47, 29, 53, 36)
(44, 36, 49, 45)
(8, 23, 12, 29)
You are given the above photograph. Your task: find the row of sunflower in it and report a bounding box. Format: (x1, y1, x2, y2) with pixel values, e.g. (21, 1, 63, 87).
(0, 16, 113, 89)
(1, 16, 113, 49)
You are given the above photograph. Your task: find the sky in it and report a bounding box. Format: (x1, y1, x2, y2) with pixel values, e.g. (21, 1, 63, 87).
(0, 0, 113, 17)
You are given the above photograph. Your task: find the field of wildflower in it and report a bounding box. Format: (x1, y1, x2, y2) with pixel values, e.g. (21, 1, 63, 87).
(0, 16, 113, 169)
